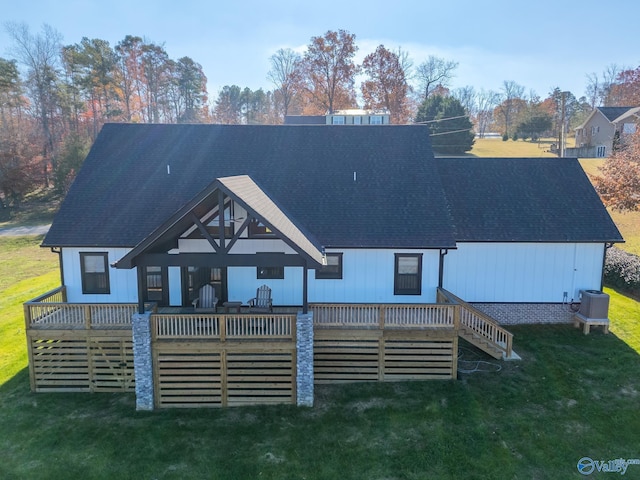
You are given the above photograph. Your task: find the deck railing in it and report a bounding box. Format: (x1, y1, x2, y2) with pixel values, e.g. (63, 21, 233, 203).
(152, 313, 296, 340)
(309, 303, 456, 329)
(24, 287, 155, 330)
(437, 288, 513, 358)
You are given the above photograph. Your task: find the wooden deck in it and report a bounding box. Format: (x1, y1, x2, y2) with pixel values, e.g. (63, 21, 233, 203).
(24, 286, 514, 406)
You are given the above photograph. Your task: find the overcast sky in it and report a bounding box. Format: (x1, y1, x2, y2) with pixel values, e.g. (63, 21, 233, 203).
(2, 0, 638, 102)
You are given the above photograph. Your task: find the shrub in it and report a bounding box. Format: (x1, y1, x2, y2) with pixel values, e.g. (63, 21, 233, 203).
(512, 133, 519, 141)
(502, 133, 509, 141)
(604, 246, 640, 294)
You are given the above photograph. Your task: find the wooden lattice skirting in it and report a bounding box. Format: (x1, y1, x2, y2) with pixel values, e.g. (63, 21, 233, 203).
(27, 329, 134, 392)
(314, 328, 458, 383)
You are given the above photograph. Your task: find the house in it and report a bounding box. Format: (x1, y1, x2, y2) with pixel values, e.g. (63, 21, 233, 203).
(285, 109, 391, 125)
(572, 106, 640, 157)
(27, 124, 622, 409)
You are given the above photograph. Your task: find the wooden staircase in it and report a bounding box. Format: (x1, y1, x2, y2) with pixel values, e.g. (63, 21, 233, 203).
(437, 289, 514, 360)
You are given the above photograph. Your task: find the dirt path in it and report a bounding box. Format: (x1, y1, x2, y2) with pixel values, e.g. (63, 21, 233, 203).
(0, 224, 50, 236)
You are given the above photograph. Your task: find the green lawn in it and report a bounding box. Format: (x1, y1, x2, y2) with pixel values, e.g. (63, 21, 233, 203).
(469, 137, 558, 158)
(1, 237, 640, 479)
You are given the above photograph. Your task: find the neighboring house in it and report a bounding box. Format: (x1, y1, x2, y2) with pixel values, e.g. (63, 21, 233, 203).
(27, 124, 622, 409)
(572, 106, 640, 157)
(285, 109, 391, 125)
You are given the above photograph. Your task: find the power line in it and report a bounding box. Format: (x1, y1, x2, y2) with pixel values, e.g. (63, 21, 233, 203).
(412, 114, 470, 125)
(430, 128, 473, 137)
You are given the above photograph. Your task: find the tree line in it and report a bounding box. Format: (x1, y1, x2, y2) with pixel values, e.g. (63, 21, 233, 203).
(2, 24, 640, 210)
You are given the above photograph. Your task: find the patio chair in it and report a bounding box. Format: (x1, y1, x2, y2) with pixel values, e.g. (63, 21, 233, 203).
(192, 284, 218, 311)
(248, 284, 272, 312)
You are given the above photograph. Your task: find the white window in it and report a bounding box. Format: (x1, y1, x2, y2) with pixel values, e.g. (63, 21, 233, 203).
(370, 115, 383, 125)
(332, 116, 345, 125)
(353, 116, 362, 125)
(596, 145, 606, 157)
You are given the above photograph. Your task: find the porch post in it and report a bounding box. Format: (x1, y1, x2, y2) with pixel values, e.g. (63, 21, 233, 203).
(136, 264, 146, 314)
(132, 312, 154, 410)
(296, 311, 314, 407)
(302, 260, 308, 314)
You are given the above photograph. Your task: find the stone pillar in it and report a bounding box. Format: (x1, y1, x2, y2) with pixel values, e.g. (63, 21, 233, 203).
(132, 312, 154, 411)
(296, 311, 314, 407)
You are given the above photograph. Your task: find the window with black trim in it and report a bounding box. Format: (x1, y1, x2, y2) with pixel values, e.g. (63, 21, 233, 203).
(257, 266, 284, 279)
(394, 253, 422, 295)
(80, 252, 110, 294)
(315, 253, 343, 279)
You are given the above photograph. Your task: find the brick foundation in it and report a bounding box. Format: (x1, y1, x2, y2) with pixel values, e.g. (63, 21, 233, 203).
(471, 303, 575, 325)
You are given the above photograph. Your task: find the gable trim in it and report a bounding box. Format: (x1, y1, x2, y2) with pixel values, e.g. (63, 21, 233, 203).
(114, 175, 324, 269)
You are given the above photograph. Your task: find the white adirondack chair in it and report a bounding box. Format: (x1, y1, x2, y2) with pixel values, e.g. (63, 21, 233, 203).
(192, 284, 218, 311)
(248, 285, 272, 312)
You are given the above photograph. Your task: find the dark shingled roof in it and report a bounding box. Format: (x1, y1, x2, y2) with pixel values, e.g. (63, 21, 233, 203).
(436, 157, 623, 242)
(598, 106, 637, 122)
(44, 124, 455, 249)
(43, 124, 623, 250)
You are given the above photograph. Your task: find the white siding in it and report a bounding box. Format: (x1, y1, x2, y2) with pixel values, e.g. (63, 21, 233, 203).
(443, 243, 605, 302)
(62, 247, 137, 303)
(228, 266, 303, 305)
(309, 249, 440, 304)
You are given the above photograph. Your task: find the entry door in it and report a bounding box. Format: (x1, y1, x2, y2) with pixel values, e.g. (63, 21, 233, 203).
(143, 266, 169, 307)
(182, 267, 227, 306)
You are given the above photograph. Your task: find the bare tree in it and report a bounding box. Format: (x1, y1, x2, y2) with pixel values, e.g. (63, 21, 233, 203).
(414, 55, 458, 100)
(586, 64, 623, 107)
(267, 48, 301, 121)
(496, 80, 525, 137)
(451, 86, 477, 117)
(476, 89, 500, 138)
(5, 22, 63, 183)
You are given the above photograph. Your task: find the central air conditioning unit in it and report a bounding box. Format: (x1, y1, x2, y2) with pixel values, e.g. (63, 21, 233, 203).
(578, 290, 610, 320)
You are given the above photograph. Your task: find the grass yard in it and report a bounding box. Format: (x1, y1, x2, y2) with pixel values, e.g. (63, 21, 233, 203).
(468, 137, 558, 158)
(1, 236, 640, 479)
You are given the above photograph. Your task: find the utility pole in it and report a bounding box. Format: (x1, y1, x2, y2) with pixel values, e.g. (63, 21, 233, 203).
(560, 91, 566, 157)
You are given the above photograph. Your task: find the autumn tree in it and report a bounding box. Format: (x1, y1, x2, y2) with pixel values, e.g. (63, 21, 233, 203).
(0, 56, 39, 213)
(267, 48, 302, 120)
(608, 66, 640, 107)
(298, 29, 359, 114)
(361, 45, 411, 124)
(594, 129, 640, 211)
(415, 95, 474, 153)
(415, 55, 458, 100)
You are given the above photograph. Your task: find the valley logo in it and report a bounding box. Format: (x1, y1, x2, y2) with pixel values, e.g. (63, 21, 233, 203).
(577, 457, 640, 476)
